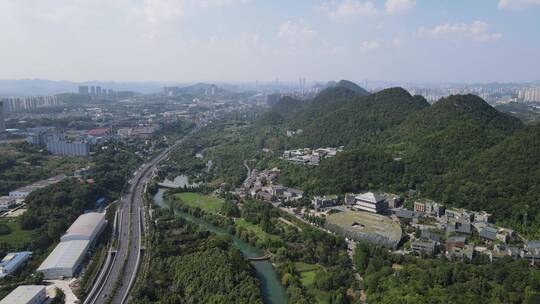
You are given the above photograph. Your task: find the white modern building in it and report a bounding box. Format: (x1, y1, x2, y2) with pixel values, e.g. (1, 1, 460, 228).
(0, 285, 47, 304)
(352, 192, 387, 214)
(0, 251, 32, 278)
(37, 240, 90, 279)
(60, 212, 106, 243)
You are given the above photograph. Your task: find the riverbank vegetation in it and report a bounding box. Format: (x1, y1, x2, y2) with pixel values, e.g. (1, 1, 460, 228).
(133, 209, 263, 304)
(163, 193, 355, 303)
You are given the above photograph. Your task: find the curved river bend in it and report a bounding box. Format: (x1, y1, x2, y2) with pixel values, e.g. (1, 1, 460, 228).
(153, 189, 288, 304)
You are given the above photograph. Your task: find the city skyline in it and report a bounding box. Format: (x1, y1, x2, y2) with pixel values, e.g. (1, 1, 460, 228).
(0, 0, 539, 83)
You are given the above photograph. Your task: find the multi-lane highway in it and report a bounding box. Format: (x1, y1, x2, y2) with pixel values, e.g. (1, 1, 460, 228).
(84, 137, 187, 304)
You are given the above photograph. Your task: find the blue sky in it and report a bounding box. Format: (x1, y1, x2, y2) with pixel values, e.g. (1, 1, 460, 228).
(0, 0, 538, 83)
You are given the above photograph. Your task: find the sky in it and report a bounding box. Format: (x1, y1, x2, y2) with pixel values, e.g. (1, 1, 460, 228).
(0, 0, 539, 83)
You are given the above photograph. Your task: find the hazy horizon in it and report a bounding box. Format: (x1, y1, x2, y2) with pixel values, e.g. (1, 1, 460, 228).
(1, 0, 539, 83)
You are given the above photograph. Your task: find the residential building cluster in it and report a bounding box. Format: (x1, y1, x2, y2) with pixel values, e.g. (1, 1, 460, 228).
(78, 85, 135, 99)
(394, 201, 540, 264)
(236, 168, 304, 203)
(0, 96, 59, 113)
(26, 129, 91, 157)
(282, 146, 343, 166)
(517, 87, 540, 102)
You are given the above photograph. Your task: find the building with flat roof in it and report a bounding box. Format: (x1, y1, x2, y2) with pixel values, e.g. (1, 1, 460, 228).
(0, 197, 15, 210)
(0, 251, 32, 279)
(8, 175, 67, 199)
(46, 140, 90, 157)
(325, 211, 402, 249)
(61, 212, 106, 243)
(411, 239, 437, 256)
(37, 240, 90, 279)
(312, 195, 338, 211)
(352, 192, 387, 214)
(0, 285, 46, 304)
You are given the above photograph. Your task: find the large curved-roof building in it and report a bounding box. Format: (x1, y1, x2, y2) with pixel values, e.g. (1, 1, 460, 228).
(60, 212, 106, 243)
(325, 211, 402, 249)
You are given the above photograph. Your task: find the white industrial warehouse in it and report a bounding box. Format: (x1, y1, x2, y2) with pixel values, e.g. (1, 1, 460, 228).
(0, 285, 47, 304)
(60, 212, 106, 243)
(37, 240, 90, 279)
(37, 212, 106, 279)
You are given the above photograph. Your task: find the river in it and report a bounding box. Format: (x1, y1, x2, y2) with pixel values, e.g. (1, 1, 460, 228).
(153, 188, 288, 304)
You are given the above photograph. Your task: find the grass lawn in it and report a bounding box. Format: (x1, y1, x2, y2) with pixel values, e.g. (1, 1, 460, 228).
(295, 262, 323, 287)
(173, 193, 224, 214)
(0, 218, 35, 249)
(294, 262, 332, 304)
(235, 218, 280, 242)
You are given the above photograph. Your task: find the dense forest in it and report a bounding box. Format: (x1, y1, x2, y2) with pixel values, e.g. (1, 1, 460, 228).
(133, 209, 263, 304)
(353, 242, 540, 304)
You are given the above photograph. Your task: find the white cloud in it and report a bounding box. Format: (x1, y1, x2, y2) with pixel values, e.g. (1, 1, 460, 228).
(473, 33, 503, 42)
(416, 21, 502, 42)
(392, 38, 403, 47)
(197, 0, 251, 9)
(359, 40, 381, 51)
(278, 20, 318, 44)
(498, 0, 540, 10)
(385, 0, 416, 14)
(328, 0, 380, 20)
(240, 32, 261, 45)
(131, 0, 185, 25)
(322, 0, 415, 20)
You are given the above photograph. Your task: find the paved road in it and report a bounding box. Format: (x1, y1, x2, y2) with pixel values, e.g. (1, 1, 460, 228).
(86, 131, 196, 304)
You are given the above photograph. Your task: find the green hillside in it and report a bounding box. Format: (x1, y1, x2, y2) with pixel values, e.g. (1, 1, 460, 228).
(333, 79, 370, 96)
(293, 87, 429, 147)
(254, 90, 539, 229)
(423, 124, 540, 233)
(399, 94, 524, 176)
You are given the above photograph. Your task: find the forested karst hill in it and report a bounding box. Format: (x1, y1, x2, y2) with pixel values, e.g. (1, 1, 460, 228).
(252, 81, 538, 230)
(293, 87, 429, 147)
(423, 123, 540, 231)
(332, 79, 370, 96)
(398, 94, 524, 176)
